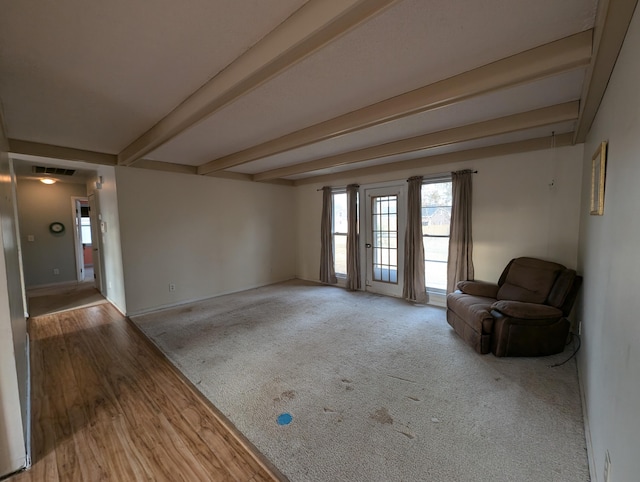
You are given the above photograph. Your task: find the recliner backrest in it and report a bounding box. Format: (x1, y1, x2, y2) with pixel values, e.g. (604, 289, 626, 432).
(548, 270, 583, 316)
(496, 257, 565, 304)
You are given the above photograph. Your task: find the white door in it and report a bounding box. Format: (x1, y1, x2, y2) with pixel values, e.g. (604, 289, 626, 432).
(363, 185, 405, 297)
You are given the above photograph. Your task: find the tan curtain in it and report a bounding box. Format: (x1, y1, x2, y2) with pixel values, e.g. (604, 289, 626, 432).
(346, 184, 360, 290)
(320, 186, 337, 284)
(447, 169, 475, 293)
(403, 176, 428, 303)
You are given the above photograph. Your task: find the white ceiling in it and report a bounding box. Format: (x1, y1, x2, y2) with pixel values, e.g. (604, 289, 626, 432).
(0, 0, 599, 183)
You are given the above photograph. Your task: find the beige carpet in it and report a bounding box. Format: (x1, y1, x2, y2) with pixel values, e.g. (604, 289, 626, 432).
(27, 282, 106, 317)
(132, 279, 589, 482)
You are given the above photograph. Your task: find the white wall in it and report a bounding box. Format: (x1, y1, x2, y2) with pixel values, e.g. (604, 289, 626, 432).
(115, 167, 296, 315)
(87, 166, 127, 313)
(17, 179, 87, 287)
(0, 116, 27, 477)
(577, 7, 640, 482)
(296, 145, 584, 285)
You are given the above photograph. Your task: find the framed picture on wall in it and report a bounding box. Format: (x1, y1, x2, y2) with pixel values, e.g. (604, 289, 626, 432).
(590, 141, 607, 216)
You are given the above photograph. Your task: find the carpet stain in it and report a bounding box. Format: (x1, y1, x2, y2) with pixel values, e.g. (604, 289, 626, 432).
(387, 374, 417, 384)
(395, 430, 415, 440)
(277, 413, 293, 426)
(407, 396, 420, 402)
(273, 390, 296, 402)
(323, 407, 336, 413)
(341, 379, 354, 391)
(370, 407, 393, 425)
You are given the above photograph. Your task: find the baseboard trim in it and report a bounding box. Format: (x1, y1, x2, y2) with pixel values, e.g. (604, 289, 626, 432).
(24, 333, 31, 469)
(26, 280, 80, 294)
(577, 353, 597, 482)
(127, 277, 298, 317)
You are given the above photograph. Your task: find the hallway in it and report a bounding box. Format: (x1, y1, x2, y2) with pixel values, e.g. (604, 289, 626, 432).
(8, 303, 280, 481)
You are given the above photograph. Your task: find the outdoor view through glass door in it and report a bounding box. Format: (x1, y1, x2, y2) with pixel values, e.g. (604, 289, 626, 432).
(364, 185, 405, 297)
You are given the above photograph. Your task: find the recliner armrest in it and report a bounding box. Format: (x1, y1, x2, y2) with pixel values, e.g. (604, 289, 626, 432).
(457, 280, 499, 299)
(491, 300, 562, 321)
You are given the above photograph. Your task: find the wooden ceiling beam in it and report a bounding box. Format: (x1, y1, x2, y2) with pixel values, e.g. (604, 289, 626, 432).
(292, 133, 574, 186)
(8, 139, 117, 166)
(117, 0, 399, 167)
(198, 30, 591, 175)
(253, 101, 579, 181)
(574, 0, 638, 142)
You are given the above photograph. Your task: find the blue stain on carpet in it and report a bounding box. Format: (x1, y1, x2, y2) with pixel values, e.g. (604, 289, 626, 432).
(277, 413, 293, 426)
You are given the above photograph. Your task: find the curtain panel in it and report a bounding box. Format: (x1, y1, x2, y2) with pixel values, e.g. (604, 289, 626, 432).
(403, 176, 428, 303)
(320, 186, 337, 284)
(447, 169, 475, 293)
(346, 184, 361, 290)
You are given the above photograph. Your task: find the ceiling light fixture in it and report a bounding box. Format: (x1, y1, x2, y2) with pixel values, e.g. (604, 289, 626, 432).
(40, 178, 57, 185)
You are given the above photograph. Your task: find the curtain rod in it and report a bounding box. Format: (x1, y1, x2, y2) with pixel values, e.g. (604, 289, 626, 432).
(407, 170, 478, 182)
(316, 184, 359, 191)
(316, 170, 478, 190)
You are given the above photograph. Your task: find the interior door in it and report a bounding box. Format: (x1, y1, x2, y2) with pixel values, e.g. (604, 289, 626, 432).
(364, 185, 405, 297)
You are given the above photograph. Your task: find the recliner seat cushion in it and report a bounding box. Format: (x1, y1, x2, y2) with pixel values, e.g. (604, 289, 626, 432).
(496, 257, 564, 304)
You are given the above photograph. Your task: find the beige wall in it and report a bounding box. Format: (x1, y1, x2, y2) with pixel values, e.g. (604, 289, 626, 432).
(296, 144, 584, 285)
(115, 167, 296, 315)
(577, 7, 640, 482)
(17, 179, 87, 287)
(0, 117, 27, 476)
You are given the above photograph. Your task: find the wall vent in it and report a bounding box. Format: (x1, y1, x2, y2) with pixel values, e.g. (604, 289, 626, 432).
(32, 166, 76, 176)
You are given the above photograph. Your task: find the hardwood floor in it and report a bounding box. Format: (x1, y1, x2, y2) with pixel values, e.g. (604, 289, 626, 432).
(9, 303, 282, 482)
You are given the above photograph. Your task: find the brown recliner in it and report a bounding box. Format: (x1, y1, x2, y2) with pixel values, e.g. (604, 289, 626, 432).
(446, 257, 582, 357)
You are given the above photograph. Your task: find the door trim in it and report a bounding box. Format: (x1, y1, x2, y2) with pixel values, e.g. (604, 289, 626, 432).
(361, 182, 406, 298)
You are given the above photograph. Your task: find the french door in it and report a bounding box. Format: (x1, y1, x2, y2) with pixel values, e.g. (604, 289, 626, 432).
(363, 185, 405, 297)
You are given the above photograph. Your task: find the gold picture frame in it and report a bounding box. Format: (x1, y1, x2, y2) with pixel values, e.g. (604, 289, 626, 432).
(590, 141, 607, 215)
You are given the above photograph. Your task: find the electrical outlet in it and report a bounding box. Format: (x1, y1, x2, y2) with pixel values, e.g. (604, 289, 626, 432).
(53, 268, 60, 275)
(604, 450, 612, 482)
(169, 283, 176, 292)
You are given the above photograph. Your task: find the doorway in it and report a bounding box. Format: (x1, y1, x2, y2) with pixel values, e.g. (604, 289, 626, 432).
(72, 197, 93, 283)
(363, 185, 406, 297)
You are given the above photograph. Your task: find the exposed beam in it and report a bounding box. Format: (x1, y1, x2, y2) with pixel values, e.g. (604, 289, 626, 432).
(574, 0, 638, 142)
(202, 170, 294, 186)
(117, 0, 399, 167)
(253, 101, 579, 181)
(199, 30, 591, 175)
(293, 133, 574, 186)
(132, 159, 198, 175)
(8, 139, 117, 166)
(133, 159, 293, 185)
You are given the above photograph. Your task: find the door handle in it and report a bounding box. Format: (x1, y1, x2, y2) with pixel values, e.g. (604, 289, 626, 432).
(365, 243, 372, 248)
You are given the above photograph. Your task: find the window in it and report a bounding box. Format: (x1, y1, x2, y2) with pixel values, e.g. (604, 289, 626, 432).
(372, 194, 398, 283)
(80, 217, 92, 244)
(422, 180, 452, 292)
(332, 191, 348, 276)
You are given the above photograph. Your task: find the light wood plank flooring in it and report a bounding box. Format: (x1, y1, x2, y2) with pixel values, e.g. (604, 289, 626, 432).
(9, 303, 282, 481)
